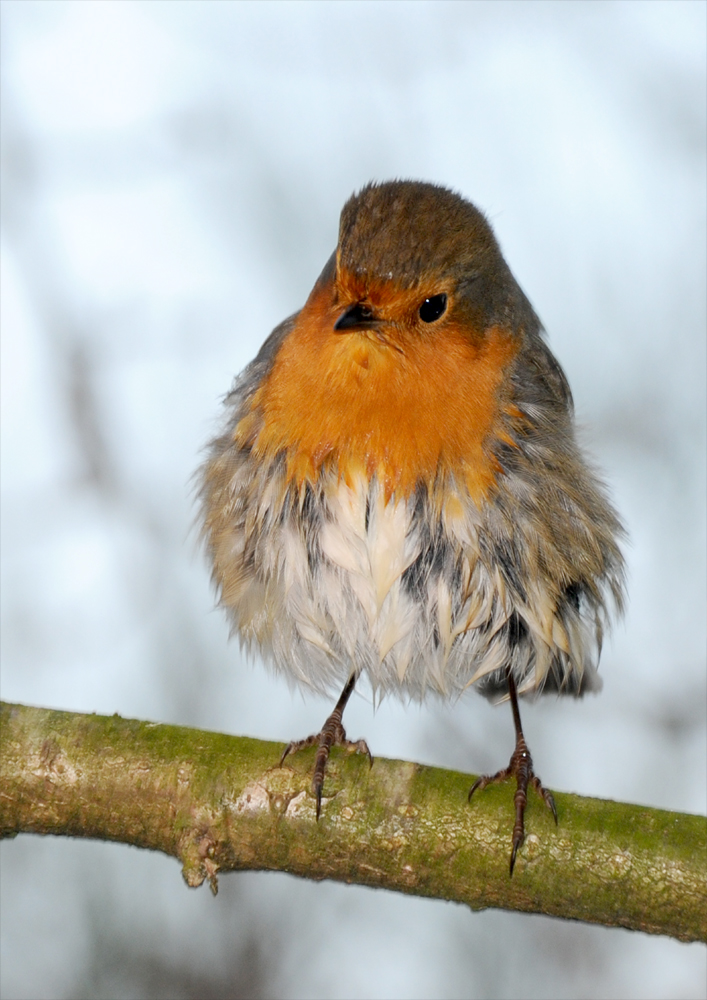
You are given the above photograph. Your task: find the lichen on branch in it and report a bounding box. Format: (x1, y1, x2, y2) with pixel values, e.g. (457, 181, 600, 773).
(1, 701, 704, 942)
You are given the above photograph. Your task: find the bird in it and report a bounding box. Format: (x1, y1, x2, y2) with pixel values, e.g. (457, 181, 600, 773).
(199, 179, 625, 874)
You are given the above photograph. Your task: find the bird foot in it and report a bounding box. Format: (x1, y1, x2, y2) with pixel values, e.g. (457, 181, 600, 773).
(468, 733, 557, 874)
(280, 713, 372, 818)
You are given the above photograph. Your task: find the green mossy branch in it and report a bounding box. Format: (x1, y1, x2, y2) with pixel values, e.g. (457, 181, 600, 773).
(1, 700, 704, 942)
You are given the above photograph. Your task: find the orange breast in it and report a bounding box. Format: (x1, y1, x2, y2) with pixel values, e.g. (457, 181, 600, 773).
(236, 278, 520, 501)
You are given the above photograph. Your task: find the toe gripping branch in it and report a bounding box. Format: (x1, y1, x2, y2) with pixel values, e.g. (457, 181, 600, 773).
(279, 667, 554, 869)
(468, 670, 557, 875)
(279, 673, 373, 818)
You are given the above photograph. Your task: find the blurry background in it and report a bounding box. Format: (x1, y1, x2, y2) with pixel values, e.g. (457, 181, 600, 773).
(1, 2, 705, 998)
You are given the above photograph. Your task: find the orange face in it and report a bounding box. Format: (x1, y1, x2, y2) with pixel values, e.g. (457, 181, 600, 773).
(235, 263, 520, 503)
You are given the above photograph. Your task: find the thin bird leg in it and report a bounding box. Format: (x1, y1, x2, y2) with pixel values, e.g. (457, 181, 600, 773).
(468, 669, 557, 875)
(280, 673, 372, 818)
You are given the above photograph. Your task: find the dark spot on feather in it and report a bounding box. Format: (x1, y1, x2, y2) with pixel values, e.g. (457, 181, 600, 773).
(402, 535, 449, 601)
(564, 582, 581, 611)
(483, 535, 527, 603)
(507, 612, 528, 649)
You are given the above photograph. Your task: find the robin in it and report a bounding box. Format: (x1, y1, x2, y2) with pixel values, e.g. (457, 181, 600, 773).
(199, 180, 625, 873)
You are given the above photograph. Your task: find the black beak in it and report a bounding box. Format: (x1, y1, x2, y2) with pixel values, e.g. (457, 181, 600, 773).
(334, 302, 378, 331)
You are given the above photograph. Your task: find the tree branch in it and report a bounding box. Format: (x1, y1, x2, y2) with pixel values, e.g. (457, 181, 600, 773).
(1, 701, 704, 943)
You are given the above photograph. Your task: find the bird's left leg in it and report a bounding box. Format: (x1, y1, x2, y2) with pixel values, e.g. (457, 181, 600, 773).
(280, 672, 372, 818)
(468, 669, 557, 874)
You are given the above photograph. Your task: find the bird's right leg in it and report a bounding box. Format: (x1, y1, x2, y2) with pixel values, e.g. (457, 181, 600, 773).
(280, 672, 372, 817)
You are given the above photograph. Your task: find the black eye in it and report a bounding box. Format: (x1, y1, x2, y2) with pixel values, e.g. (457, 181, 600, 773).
(418, 294, 447, 323)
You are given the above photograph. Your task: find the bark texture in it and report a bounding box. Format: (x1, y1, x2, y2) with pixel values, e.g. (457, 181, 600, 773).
(1, 701, 704, 943)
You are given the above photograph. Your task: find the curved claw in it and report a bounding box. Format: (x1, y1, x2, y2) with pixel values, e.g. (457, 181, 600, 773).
(510, 837, 521, 876)
(279, 734, 319, 768)
(468, 768, 510, 803)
